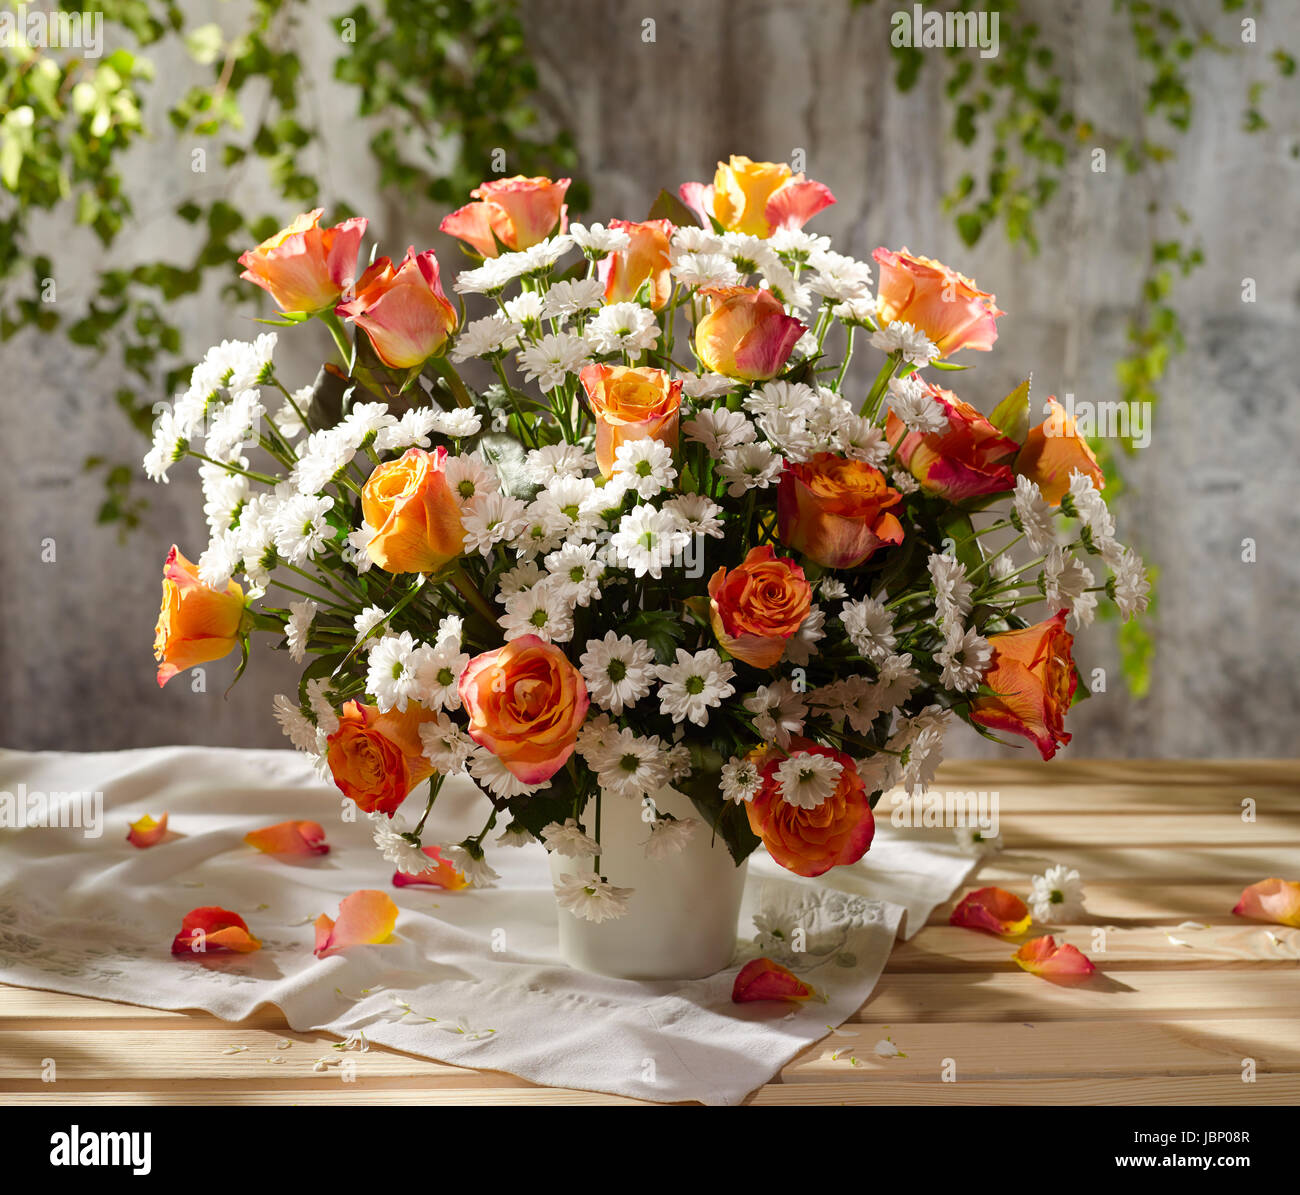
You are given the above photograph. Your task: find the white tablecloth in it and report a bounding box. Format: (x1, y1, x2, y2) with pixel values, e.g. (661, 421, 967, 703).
(0, 746, 977, 1105)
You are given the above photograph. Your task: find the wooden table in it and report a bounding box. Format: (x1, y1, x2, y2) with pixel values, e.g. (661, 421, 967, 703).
(2, 759, 1297, 1105)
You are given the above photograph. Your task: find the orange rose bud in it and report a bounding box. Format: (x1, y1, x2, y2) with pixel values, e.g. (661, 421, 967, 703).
(171, 907, 261, 955)
(679, 155, 835, 239)
(578, 363, 683, 477)
(153, 546, 245, 688)
(326, 700, 437, 816)
(872, 246, 1004, 357)
(776, 453, 903, 569)
(731, 957, 816, 1003)
(1014, 397, 1105, 507)
(361, 447, 465, 574)
(694, 286, 805, 381)
(599, 217, 674, 309)
(336, 247, 457, 369)
(439, 175, 570, 257)
(238, 209, 367, 314)
(970, 611, 1077, 761)
(885, 384, 1019, 503)
(745, 739, 875, 878)
(458, 634, 589, 785)
(708, 546, 812, 669)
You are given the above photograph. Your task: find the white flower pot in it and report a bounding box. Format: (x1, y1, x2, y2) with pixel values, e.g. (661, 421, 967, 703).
(549, 785, 748, 980)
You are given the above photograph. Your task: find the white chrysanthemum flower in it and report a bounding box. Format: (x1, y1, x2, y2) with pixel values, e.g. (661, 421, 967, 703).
(272, 494, 334, 566)
(820, 578, 847, 600)
(371, 408, 438, 453)
(338, 401, 399, 450)
(453, 253, 528, 295)
(442, 843, 501, 889)
(461, 492, 529, 556)
(774, 752, 843, 810)
(876, 651, 920, 710)
(519, 233, 574, 272)
(516, 332, 591, 390)
(831, 295, 880, 325)
(1029, 864, 1086, 923)
(612, 437, 677, 498)
(503, 291, 546, 325)
(304, 677, 339, 736)
(525, 442, 596, 482)
(568, 222, 631, 255)
(1107, 546, 1150, 620)
(579, 632, 656, 715)
(806, 249, 874, 301)
(496, 823, 533, 848)
(225, 332, 278, 392)
(554, 871, 633, 923)
(645, 816, 701, 859)
(353, 604, 386, 643)
(450, 312, 522, 362)
(272, 693, 320, 754)
(1044, 545, 1097, 630)
(443, 453, 500, 509)
(891, 706, 950, 795)
(743, 680, 808, 749)
(414, 638, 469, 711)
(610, 505, 691, 579)
(285, 599, 317, 664)
(743, 379, 816, 420)
(928, 553, 973, 629)
(542, 277, 606, 320)
(784, 603, 825, 666)
(887, 374, 949, 433)
(769, 227, 830, 258)
(679, 372, 736, 400)
(586, 302, 660, 355)
(807, 676, 881, 736)
(682, 406, 755, 454)
(655, 648, 735, 727)
(290, 426, 355, 493)
(841, 596, 896, 662)
(496, 560, 544, 599)
(512, 500, 569, 560)
(670, 224, 724, 255)
(199, 466, 249, 536)
(575, 711, 619, 763)
(721, 756, 763, 804)
(528, 475, 601, 547)
(889, 468, 920, 495)
(1065, 469, 1116, 544)
(985, 553, 1022, 604)
(838, 416, 889, 466)
(466, 747, 550, 801)
(272, 390, 310, 440)
(935, 623, 992, 692)
(205, 388, 266, 462)
(367, 632, 424, 713)
(497, 579, 574, 643)
(871, 320, 939, 366)
(1012, 475, 1058, 554)
(543, 541, 605, 605)
(370, 812, 432, 876)
(718, 441, 783, 497)
(197, 532, 240, 590)
(428, 408, 482, 439)
(541, 818, 601, 859)
(755, 409, 817, 462)
(143, 405, 190, 483)
(671, 251, 741, 289)
(661, 493, 724, 539)
(594, 727, 671, 800)
(954, 825, 1003, 854)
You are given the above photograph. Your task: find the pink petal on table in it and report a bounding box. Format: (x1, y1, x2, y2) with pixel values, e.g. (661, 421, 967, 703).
(171, 906, 261, 955)
(949, 886, 1032, 936)
(1012, 935, 1096, 982)
(731, 957, 815, 1003)
(244, 820, 330, 856)
(1233, 878, 1300, 929)
(392, 844, 467, 890)
(127, 812, 169, 848)
(313, 889, 399, 958)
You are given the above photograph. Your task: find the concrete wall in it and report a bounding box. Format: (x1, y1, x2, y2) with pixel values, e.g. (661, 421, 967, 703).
(3, 0, 1297, 758)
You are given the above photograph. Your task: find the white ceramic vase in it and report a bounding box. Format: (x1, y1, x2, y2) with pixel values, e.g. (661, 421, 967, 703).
(548, 784, 748, 980)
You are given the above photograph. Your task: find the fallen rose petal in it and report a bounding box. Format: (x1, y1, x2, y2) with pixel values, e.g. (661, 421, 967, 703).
(1012, 935, 1096, 982)
(171, 907, 261, 955)
(1233, 878, 1300, 929)
(392, 844, 468, 890)
(949, 886, 1032, 936)
(244, 820, 330, 857)
(127, 812, 169, 848)
(314, 889, 399, 958)
(732, 957, 815, 1003)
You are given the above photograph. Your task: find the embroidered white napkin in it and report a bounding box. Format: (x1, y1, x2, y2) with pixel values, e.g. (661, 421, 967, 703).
(0, 746, 977, 1105)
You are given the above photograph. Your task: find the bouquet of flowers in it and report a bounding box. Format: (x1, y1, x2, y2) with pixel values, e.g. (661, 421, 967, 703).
(148, 156, 1150, 922)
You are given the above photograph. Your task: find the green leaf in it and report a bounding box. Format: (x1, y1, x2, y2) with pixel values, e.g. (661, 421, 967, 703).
(646, 188, 701, 227)
(989, 376, 1031, 443)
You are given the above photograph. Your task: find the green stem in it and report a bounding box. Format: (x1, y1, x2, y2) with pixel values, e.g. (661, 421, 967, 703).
(321, 310, 353, 368)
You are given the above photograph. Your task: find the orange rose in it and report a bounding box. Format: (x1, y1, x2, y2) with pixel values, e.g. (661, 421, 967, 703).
(694, 286, 805, 381)
(336, 247, 457, 369)
(578, 363, 683, 477)
(326, 699, 436, 816)
(1014, 397, 1105, 506)
(885, 384, 1019, 502)
(598, 218, 674, 309)
(361, 447, 465, 574)
(238, 209, 367, 315)
(458, 634, 589, 784)
(745, 739, 875, 877)
(679, 155, 835, 238)
(708, 546, 812, 668)
(872, 246, 1004, 357)
(439, 175, 569, 257)
(153, 546, 245, 688)
(970, 611, 1077, 761)
(776, 454, 903, 569)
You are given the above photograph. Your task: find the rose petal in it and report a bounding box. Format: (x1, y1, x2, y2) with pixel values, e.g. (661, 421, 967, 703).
(244, 820, 330, 857)
(313, 889, 399, 958)
(127, 812, 169, 849)
(731, 957, 815, 1003)
(1233, 878, 1300, 929)
(949, 886, 1032, 936)
(1012, 935, 1096, 982)
(171, 906, 261, 955)
(392, 844, 468, 890)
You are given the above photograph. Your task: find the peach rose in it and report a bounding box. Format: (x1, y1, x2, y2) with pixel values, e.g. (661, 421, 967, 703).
(361, 447, 465, 574)
(708, 545, 812, 669)
(238, 209, 367, 314)
(885, 384, 1019, 502)
(970, 611, 1077, 761)
(326, 699, 437, 816)
(679, 155, 835, 238)
(694, 286, 805, 381)
(439, 175, 569, 257)
(458, 634, 589, 784)
(1014, 397, 1105, 506)
(598, 217, 674, 309)
(1232, 878, 1300, 928)
(335, 247, 457, 369)
(745, 739, 875, 878)
(777, 454, 903, 569)
(578, 363, 683, 477)
(154, 546, 245, 687)
(872, 246, 1004, 357)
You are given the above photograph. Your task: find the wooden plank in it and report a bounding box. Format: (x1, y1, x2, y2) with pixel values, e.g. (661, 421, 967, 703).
(924, 882, 1271, 926)
(987, 812, 1300, 847)
(962, 846, 1298, 883)
(780, 1018, 1300, 1081)
(0, 1086, 651, 1105)
(0, 986, 288, 1030)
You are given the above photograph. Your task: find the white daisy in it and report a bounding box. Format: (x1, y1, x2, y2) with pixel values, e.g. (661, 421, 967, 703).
(784, 603, 826, 666)
(543, 277, 606, 320)
(304, 677, 339, 736)
(1043, 546, 1097, 630)
(414, 638, 469, 710)
(271, 494, 334, 566)
(1107, 546, 1150, 620)
(717, 441, 783, 496)
(679, 372, 737, 400)
(554, 871, 633, 923)
(543, 541, 605, 605)
(370, 813, 433, 876)
(497, 580, 574, 643)
(841, 596, 896, 662)
(503, 291, 546, 325)
(838, 417, 890, 466)
(586, 302, 660, 355)
(525, 442, 597, 482)
(661, 493, 724, 539)
(418, 712, 473, 774)
(682, 406, 755, 454)
(870, 320, 939, 366)
(1012, 475, 1058, 554)
(887, 374, 949, 434)
(610, 505, 691, 579)
(645, 816, 701, 859)
(568, 222, 631, 255)
(366, 631, 424, 713)
(449, 313, 522, 362)
(353, 604, 387, 643)
(272, 693, 321, 755)
(516, 332, 591, 390)
(461, 492, 529, 556)
(954, 825, 1004, 854)
(443, 453, 500, 509)
(579, 632, 656, 715)
(541, 818, 601, 858)
(442, 843, 501, 889)
(655, 648, 736, 727)
(467, 748, 550, 800)
(611, 437, 677, 498)
(285, 599, 317, 664)
(594, 727, 671, 800)
(774, 752, 843, 810)
(1065, 469, 1116, 545)
(935, 623, 992, 692)
(743, 681, 807, 748)
(721, 755, 763, 804)
(928, 553, 973, 629)
(1029, 864, 1086, 923)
